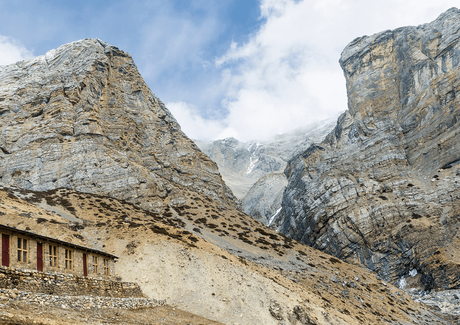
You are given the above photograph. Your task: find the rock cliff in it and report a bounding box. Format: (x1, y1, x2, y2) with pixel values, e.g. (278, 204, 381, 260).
(197, 118, 336, 224)
(0, 39, 236, 210)
(279, 8, 460, 291)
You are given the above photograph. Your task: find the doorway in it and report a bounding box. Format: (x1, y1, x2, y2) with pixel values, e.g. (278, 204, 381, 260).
(83, 253, 88, 276)
(1, 234, 9, 267)
(37, 243, 43, 272)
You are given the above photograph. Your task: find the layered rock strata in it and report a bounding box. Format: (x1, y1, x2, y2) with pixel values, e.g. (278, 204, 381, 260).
(0, 39, 236, 210)
(279, 8, 460, 290)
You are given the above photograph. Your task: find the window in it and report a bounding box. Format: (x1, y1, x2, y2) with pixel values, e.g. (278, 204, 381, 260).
(103, 258, 110, 276)
(64, 249, 73, 270)
(17, 238, 28, 263)
(49, 245, 58, 267)
(92, 255, 98, 274)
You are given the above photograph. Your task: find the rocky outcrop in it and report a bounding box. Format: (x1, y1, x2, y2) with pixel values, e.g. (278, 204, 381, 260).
(197, 118, 336, 223)
(279, 8, 460, 291)
(0, 39, 236, 210)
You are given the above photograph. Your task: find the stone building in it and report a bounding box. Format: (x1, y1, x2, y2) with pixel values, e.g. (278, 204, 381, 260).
(0, 224, 116, 277)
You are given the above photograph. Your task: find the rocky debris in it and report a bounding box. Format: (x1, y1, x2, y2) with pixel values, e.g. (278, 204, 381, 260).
(0, 302, 222, 325)
(0, 38, 236, 211)
(0, 288, 164, 310)
(196, 117, 336, 224)
(279, 7, 460, 291)
(269, 300, 283, 320)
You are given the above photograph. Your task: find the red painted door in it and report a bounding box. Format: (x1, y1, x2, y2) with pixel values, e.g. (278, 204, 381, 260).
(2, 234, 9, 267)
(83, 253, 88, 276)
(37, 243, 43, 272)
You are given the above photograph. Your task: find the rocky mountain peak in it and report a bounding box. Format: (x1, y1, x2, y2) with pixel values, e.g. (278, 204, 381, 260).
(0, 38, 236, 210)
(278, 7, 460, 291)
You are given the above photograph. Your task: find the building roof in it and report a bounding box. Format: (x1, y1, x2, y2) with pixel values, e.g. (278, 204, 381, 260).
(0, 224, 118, 259)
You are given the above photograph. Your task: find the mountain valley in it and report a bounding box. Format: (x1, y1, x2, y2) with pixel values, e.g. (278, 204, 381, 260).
(196, 119, 337, 225)
(0, 7, 460, 325)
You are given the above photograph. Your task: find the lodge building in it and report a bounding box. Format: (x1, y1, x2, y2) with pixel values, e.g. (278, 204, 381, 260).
(0, 224, 117, 277)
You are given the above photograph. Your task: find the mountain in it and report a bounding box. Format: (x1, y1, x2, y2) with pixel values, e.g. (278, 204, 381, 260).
(0, 39, 236, 211)
(277, 8, 460, 292)
(0, 39, 446, 324)
(196, 118, 337, 224)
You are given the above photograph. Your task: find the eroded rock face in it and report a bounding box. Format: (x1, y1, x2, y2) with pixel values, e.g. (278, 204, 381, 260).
(0, 39, 236, 210)
(279, 8, 460, 290)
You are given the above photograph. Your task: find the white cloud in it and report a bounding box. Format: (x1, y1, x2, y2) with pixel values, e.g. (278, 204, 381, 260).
(166, 101, 229, 141)
(207, 0, 460, 142)
(0, 35, 34, 66)
(138, 3, 222, 82)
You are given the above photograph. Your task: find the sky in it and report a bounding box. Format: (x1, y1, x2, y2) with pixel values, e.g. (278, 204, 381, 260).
(0, 0, 459, 142)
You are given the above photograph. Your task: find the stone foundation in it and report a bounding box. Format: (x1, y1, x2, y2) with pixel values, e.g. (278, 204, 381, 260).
(0, 266, 144, 298)
(0, 288, 165, 310)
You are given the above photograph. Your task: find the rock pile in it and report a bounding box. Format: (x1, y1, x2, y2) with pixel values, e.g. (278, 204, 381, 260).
(409, 289, 460, 315)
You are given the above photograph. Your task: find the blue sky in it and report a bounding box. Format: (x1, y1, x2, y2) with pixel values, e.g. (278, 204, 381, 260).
(1, 0, 460, 141)
(0, 0, 261, 119)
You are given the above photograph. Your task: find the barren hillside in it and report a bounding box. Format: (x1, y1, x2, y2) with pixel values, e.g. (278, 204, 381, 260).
(0, 186, 446, 324)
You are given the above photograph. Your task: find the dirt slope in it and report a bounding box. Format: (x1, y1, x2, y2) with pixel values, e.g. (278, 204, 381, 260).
(0, 186, 446, 324)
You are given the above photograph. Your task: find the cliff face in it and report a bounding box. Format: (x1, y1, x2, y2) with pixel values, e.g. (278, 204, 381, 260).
(197, 118, 336, 224)
(280, 8, 460, 290)
(0, 39, 236, 210)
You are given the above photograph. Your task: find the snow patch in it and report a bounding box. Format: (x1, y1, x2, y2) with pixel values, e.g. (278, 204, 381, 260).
(246, 142, 260, 152)
(245, 142, 260, 175)
(246, 156, 259, 175)
(268, 207, 282, 226)
(409, 269, 418, 277)
(398, 277, 407, 289)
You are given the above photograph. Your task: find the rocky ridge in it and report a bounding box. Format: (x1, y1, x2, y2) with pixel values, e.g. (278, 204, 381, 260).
(278, 7, 460, 292)
(197, 118, 336, 224)
(0, 39, 236, 211)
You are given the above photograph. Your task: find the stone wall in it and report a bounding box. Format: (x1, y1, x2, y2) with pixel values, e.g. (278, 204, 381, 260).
(0, 288, 164, 310)
(0, 266, 144, 298)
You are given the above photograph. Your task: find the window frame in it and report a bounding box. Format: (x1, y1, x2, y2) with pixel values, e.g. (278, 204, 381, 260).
(92, 255, 99, 274)
(64, 248, 73, 270)
(49, 244, 58, 267)
(17, 237, 28, 263)
(103, 258, 110, 276)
